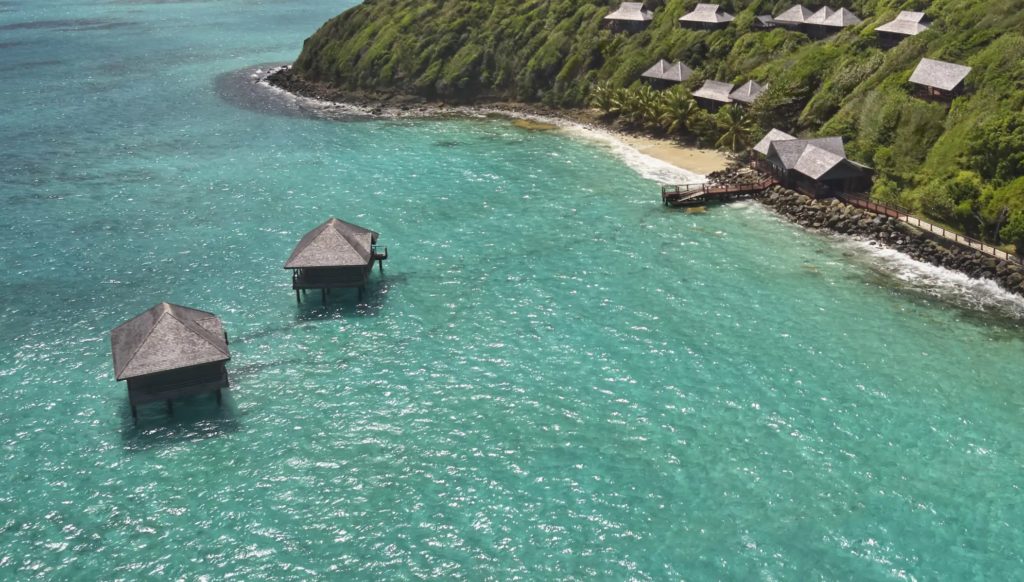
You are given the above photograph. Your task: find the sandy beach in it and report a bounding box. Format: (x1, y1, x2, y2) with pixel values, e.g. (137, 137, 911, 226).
(617, 135, 731, 175)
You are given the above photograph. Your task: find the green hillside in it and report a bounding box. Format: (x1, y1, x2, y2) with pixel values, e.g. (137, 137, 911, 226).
(292, 0, 1024, 249)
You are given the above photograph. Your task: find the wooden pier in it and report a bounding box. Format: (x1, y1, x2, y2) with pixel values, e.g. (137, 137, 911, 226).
(661, 176, 777, 207)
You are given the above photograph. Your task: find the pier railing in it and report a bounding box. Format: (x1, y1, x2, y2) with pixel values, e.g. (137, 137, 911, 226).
(839, 194, 1022, 265)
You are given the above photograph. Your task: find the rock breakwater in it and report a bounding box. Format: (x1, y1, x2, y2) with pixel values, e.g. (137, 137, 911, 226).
(760, 186, 1024, 297)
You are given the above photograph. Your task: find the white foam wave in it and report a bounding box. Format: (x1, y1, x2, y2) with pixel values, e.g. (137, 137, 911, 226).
(840, 236, 1024, 318)
(552, 123, 704, 184)
(252, 67, 702, 185)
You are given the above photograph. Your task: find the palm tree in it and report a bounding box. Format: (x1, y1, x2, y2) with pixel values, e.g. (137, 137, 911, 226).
(715, 105, 755, 152)
(657, 88, 699, 136)
(590, 83, 616, 116)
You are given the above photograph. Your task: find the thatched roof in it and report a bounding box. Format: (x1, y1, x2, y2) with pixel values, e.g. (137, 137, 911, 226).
(774, 5, 812, 24)
(605, 2, 654, 22)
(823, 7, 861, 28)
(111, 303, 229, 381)
(729, 80, 765, 104)
(875, 11, 929, 36)
(641, 59, 694, 83)
(692, 80, 734, 103)
(284, 217, 378, 269)
(909, 58, 972, 91)
(679, 3, 734, 24)
(753, 128, 796, 156)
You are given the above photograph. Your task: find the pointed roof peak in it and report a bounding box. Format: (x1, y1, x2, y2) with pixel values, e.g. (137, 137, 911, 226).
(284, 217, 379, 269)
(111, 303, 229, 380)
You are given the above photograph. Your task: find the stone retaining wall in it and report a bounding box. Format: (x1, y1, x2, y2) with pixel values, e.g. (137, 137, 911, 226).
(759, 186, 1024, 297)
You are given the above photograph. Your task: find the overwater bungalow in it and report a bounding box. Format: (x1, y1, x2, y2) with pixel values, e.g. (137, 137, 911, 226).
(678, 3, 733, 30)
(874, 11, 930, 47)
(604, 2, 654, 33)
(285, 217, 387, 304)
(753, 129, 872, 197)
(909, 58, 971, 100)
(729, 80, 765, 106)
(111, 302, 230, 419)
(641, 59, 694, 88)
(692, 80, 734, 111)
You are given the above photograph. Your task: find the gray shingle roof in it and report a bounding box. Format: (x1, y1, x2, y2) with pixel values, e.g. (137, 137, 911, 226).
(823, 7, 861, 27)
(875, 11, 929, 36)
(679, 3, 734, 24)
(641, 59, 694, 83)
(605, 2, 654, 22)
(793, 144, 847, 179)
(768, 136, 847, 172)
(692, 80, 734, 103)
(111, 303, 229, 381)
(284, 217, 378, 269)
(753, 128, 796, 156)
(805, 6, 834, 25)
(774, 5, 812, 24)
(909, 58, 972, 91)
(729, 80, 765, 104)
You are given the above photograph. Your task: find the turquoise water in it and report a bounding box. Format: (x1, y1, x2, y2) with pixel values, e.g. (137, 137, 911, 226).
(3, 1, 1024, 579)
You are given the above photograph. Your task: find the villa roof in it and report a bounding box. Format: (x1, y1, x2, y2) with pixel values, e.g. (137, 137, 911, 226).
(679, 3, 734, 24)
(111, 303, 229, 381)
(755, 14, 776, 27)
(767, 136, 847, 171)
(774, 5, 813, 24)
(823, 7, 861, 27)
(753, 128, 796, 156)
(875, 11, 930, 36)
(805, 6, 834, 26)
(729, 80, 765, 104)
(909, 58, 972, 91)
(605, 2, 654, 22)
(284, 217, 378, 269)
(641, 59, 694, 83)
(692, 80, 734, 103)
(793, 144, 848, 179)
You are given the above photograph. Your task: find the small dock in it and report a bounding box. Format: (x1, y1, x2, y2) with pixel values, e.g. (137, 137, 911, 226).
(661, 177, 777, 207)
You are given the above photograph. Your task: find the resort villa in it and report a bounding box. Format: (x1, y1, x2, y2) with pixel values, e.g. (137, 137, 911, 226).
(285, 217, 387, 304)
(874, 11, 931, 47)
(909, 58, 971, 100)
(110, 302, 231, 419)
(641, 59, 694, 87)
(774, 5, 861, 37)
(678, 3, 733, 30)
(753, 129, 872, 197)
(604, 2, 654, 33)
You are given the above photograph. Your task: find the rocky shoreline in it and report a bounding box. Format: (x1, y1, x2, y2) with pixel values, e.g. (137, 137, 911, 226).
(267, 67, 1024, 299)
(266, 66, 594, 123)
(760, 187, 1024, 297)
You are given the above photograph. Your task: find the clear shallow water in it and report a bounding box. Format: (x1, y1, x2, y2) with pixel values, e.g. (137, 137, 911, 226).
(2, 1, 1024, 579)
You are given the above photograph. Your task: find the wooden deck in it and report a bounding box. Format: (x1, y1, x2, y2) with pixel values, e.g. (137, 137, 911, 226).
(661, 177, 777, 207)
(838, 194, 1022, 265)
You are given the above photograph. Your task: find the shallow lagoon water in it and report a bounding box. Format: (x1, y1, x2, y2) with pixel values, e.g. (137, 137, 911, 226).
(2, 0, 1024, 579)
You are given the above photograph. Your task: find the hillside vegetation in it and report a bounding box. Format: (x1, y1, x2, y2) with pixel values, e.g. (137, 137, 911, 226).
(293, 0, 1024, 249)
